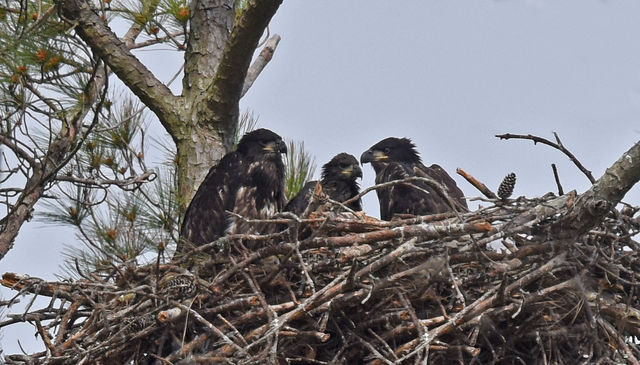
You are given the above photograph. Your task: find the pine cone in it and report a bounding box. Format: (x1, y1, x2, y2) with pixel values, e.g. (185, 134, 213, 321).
(159, 274, 197, 298)
(125, 314, 155, 333)
(497, 173, 516, 200)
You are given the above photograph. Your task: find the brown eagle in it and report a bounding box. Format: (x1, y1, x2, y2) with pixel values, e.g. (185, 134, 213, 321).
(285, 153, 363, 215)
(177, 128, 287, 253)
(360, 137, 467, 220)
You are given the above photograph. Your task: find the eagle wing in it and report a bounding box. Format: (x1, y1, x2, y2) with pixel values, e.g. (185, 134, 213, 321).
(284, 180, 318, 215)
(179, 151, 243, 250)
(419, 163, 468, 211)
(376, 162, 452, 220)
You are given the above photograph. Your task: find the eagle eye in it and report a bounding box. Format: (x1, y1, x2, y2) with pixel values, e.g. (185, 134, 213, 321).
(383, 147, 391, 154)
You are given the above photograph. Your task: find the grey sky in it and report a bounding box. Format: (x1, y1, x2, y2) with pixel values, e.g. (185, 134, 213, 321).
(2, 0, 640, 354)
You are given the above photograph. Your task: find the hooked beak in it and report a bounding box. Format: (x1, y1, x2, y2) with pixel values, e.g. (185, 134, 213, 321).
(342, 164, 363, 179)
(360, 150, 374, 165)
(360, 149, 386, 164)
(353, 164, 363, 179)
(264, 140, 287, 154)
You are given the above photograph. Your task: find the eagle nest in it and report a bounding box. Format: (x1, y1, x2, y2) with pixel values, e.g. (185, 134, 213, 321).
(2, 189, 640, 364)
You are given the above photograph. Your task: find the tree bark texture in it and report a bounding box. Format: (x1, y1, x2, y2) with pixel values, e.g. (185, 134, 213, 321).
(551, 140, 640, 238)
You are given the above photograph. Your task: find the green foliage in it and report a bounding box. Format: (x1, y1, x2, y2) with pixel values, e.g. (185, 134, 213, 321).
(54, 164, 178, 278)
(38, 95, 179, 278)
(0, 0, 95, 129)
(284, 140, 316, 201)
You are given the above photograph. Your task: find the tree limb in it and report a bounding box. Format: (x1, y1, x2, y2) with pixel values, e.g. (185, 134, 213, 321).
(207, 0, 283, 144)
(241, 34, 281, 97)
(551, 139, 640, 238)
(56, 0, 181, 138)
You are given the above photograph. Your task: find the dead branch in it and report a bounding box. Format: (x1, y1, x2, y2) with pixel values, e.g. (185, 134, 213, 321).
(496, 132, 596, 184)
(456, 167, 499, 200)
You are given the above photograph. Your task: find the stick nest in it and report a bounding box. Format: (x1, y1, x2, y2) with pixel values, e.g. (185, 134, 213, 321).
(2, 192, 640, 364)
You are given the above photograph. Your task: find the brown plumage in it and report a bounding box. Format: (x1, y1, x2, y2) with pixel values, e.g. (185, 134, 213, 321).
(360, 137, 467, 220)
(285, 153, 362, 215)
(177, 128, 287, 253)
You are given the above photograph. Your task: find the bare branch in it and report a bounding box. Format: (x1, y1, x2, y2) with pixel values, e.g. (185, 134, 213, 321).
(496, 132, 596, 184)
(241, 34, 281, 97)
(456, 167, 498, 200)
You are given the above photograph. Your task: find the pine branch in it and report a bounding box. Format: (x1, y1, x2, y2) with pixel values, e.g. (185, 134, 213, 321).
(55, 0, 181, 137)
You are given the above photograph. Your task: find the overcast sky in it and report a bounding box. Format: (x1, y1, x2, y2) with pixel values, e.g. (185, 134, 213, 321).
(3, 0, 640, 354)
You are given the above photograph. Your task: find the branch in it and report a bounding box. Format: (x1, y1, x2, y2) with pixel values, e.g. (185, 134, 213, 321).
(551, 163, 564, 195)
(207, 0, 283, 136)
(496, 132, 596, 184)
(456, 168, 498, 200)
(551, 139, 640, 237)
(54, 170, 156, 190)
(240, 34, 281, 97)
(55, 0, 181, 136)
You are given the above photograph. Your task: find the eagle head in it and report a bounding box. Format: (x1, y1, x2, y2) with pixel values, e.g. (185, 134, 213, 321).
(237, 128, 287, 157)
(322, 153, 362, 181)
(360, 137, 422, 165)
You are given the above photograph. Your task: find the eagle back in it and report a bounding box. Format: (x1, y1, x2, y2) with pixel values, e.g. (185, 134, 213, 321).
(376, 161, 451, 220)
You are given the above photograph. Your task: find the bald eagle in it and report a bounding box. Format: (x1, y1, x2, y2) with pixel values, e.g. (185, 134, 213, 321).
(285, 153, 363, 215)
(360, 137, 467, 220)
(177, 128, 287, 253)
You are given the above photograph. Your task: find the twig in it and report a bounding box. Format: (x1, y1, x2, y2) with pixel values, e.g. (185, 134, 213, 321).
(241, 34, 281, 97)
(496, 132, 596, 184)
(456, 168, 499, 200)
(551, 163, 564, 195)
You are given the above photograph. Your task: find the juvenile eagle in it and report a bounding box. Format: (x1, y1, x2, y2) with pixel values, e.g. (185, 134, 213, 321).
(178, 128, 287, 253)
(360, 137, 467, 220)
(285, 153, 363, 215)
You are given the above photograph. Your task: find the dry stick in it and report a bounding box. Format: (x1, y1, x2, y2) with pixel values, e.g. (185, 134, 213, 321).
(241, 269, 279, 361)
(495, 132, 596, 184)
(367, 328, 398, 362)
(34, 318, 56, 352)
(598, 317, 640, 365)
(551, 163, 564, 195)
(445, 253, 466, 307)
(396, 289, 427, 361)
(217, 314, 249, 347)
(373, 252, 567, 365)
(295, 240, 316, 293)
(353, 332, 394, 365)
(54, 300, 82, 347)
(456, 168, 499, 200)
(169, 300, 249, 358)
(380, 316, 447, 342)
(164, 333, 212, 363)
(209, 220, 492, 289)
